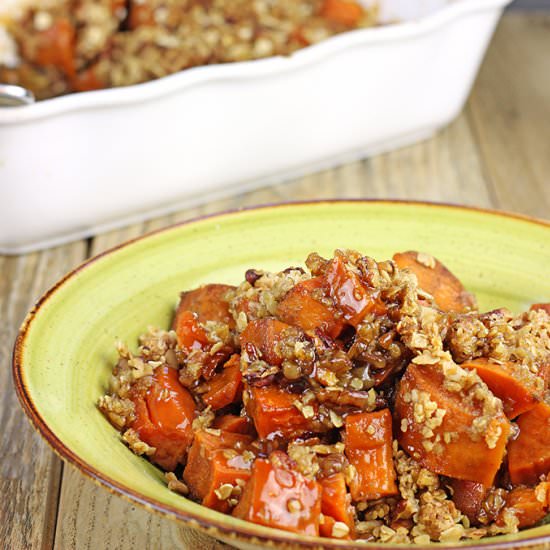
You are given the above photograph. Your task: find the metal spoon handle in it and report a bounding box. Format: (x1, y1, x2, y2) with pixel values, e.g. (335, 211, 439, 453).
(0, 84, 35, 107)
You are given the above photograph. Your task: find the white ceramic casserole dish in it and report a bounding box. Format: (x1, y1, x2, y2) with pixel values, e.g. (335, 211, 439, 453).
(0, 0, 512, 254)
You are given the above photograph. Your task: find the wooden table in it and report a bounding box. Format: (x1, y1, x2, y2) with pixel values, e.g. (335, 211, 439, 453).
(2, 13, 549, 550)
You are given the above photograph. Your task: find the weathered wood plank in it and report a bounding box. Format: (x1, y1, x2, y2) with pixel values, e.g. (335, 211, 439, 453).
(1, 242, 87, 550)
(467, 13, 550, 219)
(274, 113, 492, 207)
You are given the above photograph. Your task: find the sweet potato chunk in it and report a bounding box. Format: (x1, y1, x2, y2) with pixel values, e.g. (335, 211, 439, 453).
(202, 355, 243, 410)
(174, 310, 233, 382)
(319, 473, 354, 538)
(183, 429, 253, 513)
(130, 366, 196, 471)
(325, 255, 386, 327)
(128, 1, 155, 28)
(344, 409, 398, 501)
(173, 310, 210, 350)
(71, 64, 105, 92)
(174, 284, 235, 329)
(246, 385, 314, 439)
(393, 251, 476, 313)
(212, 414, 253, 435)
(498, 484, 550, 529)
(321, 0, 364, 26)
(233, 452, 322, 536)
(448, 479, 488, 524)
(24, 18, 76, 76)
(395, 363, 510, 486)
(508, 402, 550, 485)
(240, 318, 292, 366)
(461, 358, 540, 418)
(530, 303, 550, 315)
(277, 277, 344, 339)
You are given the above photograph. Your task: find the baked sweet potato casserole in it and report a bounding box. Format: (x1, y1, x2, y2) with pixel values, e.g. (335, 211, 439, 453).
(0, 0, 377, 100)
(99, 249, 550, 543)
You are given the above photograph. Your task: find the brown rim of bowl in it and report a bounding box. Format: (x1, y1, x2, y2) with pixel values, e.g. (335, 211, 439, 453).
(12, 199, 550, 550)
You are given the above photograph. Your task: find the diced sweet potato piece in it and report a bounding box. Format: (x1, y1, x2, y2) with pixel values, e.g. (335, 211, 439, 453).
(277, 277, 344, 339)
(395, 363, 510, 486)
(202, 355, 243, 410)
(530, 303, 550, 315)
(498, 484, 550, 529)
(71, 64, 105, 92)
(128, 1, 155, 28)
(320, 0, 364, 26)
(173, 310, 210, 350)
(461, 358, 540, 418)
(344, 409, 398, 501)
(110, 0, 126, 15)
(319, 473, 354, 538)
(508, 402, 550, 485)
(174, 310, 232, 382)
(393, 251, 476, 313)
(183, 429, 254, 513)
(240, 318, 292, 366)
(130, 366, 196, 470)
(325, 255, 386, 327)
(448, 479, 488, 524)
(246, 385, 314, 439)
(233, 452, 322, 536)
(24, 18, 76, 76)
(212, 414, 253, 435)
(174, 284, 235, 329)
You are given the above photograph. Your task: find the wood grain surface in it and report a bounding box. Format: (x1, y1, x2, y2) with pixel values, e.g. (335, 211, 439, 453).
(1, 13, 548, 550)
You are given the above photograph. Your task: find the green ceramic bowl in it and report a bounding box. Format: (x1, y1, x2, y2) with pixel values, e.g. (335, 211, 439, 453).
(13, 201, 550, 549)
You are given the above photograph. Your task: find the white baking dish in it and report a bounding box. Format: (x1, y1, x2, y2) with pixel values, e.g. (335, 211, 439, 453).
(0, 0, 512, 254)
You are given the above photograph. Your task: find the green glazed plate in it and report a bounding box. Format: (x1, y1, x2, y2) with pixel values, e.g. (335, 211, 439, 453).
(13, 201, 550, 549)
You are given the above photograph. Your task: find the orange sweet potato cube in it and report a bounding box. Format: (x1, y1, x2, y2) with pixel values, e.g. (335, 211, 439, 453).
(344, 409, 398, 501)
(233, 452, 322, 536)
(183, 429, 253, 513)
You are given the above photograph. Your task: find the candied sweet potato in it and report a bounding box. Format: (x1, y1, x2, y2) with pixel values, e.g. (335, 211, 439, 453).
(174, 309, 233, 382)
(240, 318, 292, 366)
(461, 358, 540, 418)
(174, 284, 235, 329)
(130, 366, 196, 471)
(325, 255, 386, 327)
(530, 303, 550, 315)
(246, 385, 314, 439)
(212, 414, 253, 435)
(344, 409, 398, 501)
(498, 484, 550, 529)
(393, 251, 476, 313)
(508, 401, 550, 485)
(183, 429, 254, 513)
(202, 355, 243, 410)
(173, 310, 210, 351)
(233, 452, 322, 536)
(128, 1, 156, 28)
(71, 64, 104, 92)
(277, 277, 344, 339)
(395, 363, 510, 486)
(25, 18, 76, 76)
(448, 479, 488, 524)
(321, 0, 364, 26)
(319, 473, 354, 538)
